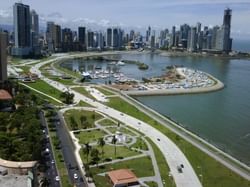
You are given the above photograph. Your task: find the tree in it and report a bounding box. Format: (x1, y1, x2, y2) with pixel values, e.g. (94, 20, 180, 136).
(80, 115, 87, 129)
(90, 148, 100, 166)
(98, 137, 105, 158)
(82, 143, 92, 164)
(69, 116, 78, 130)
(40, 177, 50, 187)
(60, 91, 74, 104)
(111, 135, 118, 158)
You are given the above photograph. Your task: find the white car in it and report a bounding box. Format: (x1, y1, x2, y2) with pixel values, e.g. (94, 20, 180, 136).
(55, 176, 60, 181)
(74, 173, 78, 179)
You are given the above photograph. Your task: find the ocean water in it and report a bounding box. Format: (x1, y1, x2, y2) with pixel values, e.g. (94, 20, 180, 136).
(62, 51, 250, 165)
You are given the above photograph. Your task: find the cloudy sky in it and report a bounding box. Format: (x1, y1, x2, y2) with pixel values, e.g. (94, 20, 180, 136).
(1, 0, 250, 39)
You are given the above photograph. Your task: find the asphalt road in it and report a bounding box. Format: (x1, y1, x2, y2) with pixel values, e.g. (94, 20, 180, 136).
(40, 111, 61, 187)
(55, 111, 87, 187)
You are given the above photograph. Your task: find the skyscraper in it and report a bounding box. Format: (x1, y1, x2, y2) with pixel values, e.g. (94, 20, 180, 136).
(188, 27, 197, 52)
(12, 3, 31, 56)
(222, 8, 232, 53)
(106, 28, 112, 48)
(30, 10, 40, 55)
(30, 10, 39, 47)
(46, 21, 55, 52)
(0, 32, 7, 84)
(78, 27, 86, 45)
(112, 28, 119, 49)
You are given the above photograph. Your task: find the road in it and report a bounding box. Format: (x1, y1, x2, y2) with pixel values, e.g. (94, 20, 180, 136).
(40, 111, 61, 187)
(31, 55, 203, 187)
(55, 111, 87, 187)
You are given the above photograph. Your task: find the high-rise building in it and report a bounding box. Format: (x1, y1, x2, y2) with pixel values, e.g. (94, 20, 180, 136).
(222, 8, 232, 53)
(12, 3, 31, 56)
(112, 28, 119, 49)
(188, 27, 197, 52)
(54, 25, 62, 51)
(106, 28, 112, 48)
(78, 27, 86, 45)
(30, 10, 39, 47)
(87, 30, 94, 49)
(0, 32, 7, 84)
(30, 10, 40, 55)
(46, 22, 55, 52)
(170, 26, 176, 47)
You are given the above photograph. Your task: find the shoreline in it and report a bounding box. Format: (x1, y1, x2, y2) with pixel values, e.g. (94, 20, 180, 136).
(30, 51, 250, 176)
(125, 81, 224, 96)
(124, 73, 224, 96)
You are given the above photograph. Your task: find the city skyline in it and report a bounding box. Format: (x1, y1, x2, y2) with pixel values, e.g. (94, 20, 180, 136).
(0, 0, 250, 39)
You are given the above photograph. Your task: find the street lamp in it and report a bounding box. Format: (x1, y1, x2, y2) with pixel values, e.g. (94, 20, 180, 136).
(168, 172, 174, 187)
(197, 166, 203, 184)
(162, 179, 166, 187)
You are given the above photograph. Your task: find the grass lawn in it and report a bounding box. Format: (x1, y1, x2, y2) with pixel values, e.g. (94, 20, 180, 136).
(80, 144, 140, 164)
(106, 127, 136, 137)
(145, 181, 158, 187)
(64, 109, 103, 130)
(72, 87, 95, 100)
(107, 97, 250, 187)
(76, 100, 92, 107)
(27, 87, 62, 106)
(18, 65, 31, 74)
(98, 118, 117, 126)
(90, 156, 155, 178)
(50, 77, 76, 86)
(94, 87, 115, 96)
(54, 61, 82, 79)
(76, 129, 107, 144)
(131, 137, 148, 151)
(25, 79, 63, 101)
(92, 175, 112, 187)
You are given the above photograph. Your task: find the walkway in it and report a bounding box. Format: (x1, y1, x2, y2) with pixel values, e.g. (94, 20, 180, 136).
(30, 54, 202, 187)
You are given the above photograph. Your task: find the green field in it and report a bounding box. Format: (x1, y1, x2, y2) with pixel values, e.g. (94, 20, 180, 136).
(90, 156, 155, 187)
(24, 80, 63, 101)
(94, 87, 115, 96)
(76, 129, 107, 144)
(131, 137, 148, 151)
(64, 109, 103, 130)
(107, 97, 250, 187)
(98, 118, 117, 126)
(80, 144, 140, 163)
(71, 87, 95, 99)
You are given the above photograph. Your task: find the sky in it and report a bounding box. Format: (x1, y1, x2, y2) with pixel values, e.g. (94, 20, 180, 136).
(0, 0, 250, 39)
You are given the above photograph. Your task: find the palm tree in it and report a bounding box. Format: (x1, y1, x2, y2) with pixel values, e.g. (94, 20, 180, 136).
(98, 137, 105, 158)
(39, 177, 50, 187)
(90, 148, 100, 167)
(82, 143, 92, 164)
(111, 135, 117, 158)
(60, 91, 74, 104)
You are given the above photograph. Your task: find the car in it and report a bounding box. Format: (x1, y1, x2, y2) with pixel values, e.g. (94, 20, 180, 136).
(74, 173, 78, 179)
(138, 122, 141, 125)
(51, 160, 55, 164)
(120, 113, 124, 116)
(157, 138, 160, 141)
(55, 176, 60, 181)
(180, 164, 184, 168)
(177, 166, 183, 173)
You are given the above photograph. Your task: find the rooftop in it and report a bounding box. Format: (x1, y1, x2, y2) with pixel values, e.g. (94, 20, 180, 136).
(108, 169, 138, 185)
(0, 90, 12, 100)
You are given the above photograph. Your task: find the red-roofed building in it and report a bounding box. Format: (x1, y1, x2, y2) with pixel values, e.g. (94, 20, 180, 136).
(0, 89, 12, 100)
(107, 169, 140, 187)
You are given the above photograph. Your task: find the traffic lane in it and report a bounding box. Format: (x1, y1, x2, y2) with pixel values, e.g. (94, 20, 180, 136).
(55, 114, 86, 187)
(40, 111, 61, 187)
